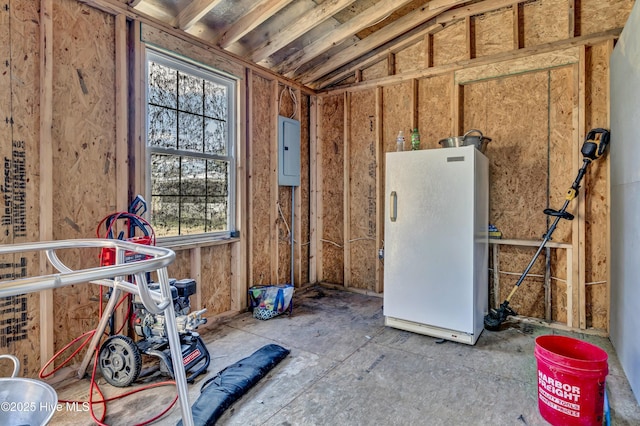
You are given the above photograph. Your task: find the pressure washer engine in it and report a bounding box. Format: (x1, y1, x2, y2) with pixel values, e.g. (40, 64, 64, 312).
(98, 278, 211, 387)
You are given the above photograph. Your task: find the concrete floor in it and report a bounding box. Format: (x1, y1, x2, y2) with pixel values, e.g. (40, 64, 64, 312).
(50, 285, 640, 425)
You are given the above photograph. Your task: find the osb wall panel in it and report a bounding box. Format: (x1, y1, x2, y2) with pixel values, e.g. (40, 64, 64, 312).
(579, 0, 635, 36)
(548, 67, 575, 245)
(497, 246, 547, 319)
(463, 68, 574, 318)
(396, 38, 426, 75)
(473, 7, 514, 58)
(250, 74, 273, 286)
(547, 66, 575, 324)
(382, 82, 413, 153)
(417, 74, 452, 148)
(200, 245, 232, 315)
(463, 71, 550, 240)
(348, 89, 377, 290)
(432, 20, 466, 67)
(277, 184, 293, 284)
(320, 95, 344, 284)
(361, 59, 387, 82)
(584, 42, 612, 329)
(0, 0, 41, 378)
(51, 0, 117, 363)
(166, 249, 192, 283)
(522, 0, 568, 47)
(299, 95, 311, 284)
(141, 24, 244, 79)
(551, 254, 569, 323)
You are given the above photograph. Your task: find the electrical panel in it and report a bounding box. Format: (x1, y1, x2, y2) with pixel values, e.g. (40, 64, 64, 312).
(278, 115, 301, 186)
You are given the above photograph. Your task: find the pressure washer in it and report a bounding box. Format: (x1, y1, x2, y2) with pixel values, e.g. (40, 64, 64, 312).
(96, 197, 211, 387)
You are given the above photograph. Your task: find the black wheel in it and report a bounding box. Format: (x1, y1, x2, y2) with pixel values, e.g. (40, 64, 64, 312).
(98, 335, 142, 387)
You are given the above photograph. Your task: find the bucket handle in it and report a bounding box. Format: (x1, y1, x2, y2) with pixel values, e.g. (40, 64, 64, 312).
(0, 354, 20, 377)
(463, 129, 484, 140)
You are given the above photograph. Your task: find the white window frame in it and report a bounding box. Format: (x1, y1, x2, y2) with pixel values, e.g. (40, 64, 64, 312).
(145, 48, 237, 243)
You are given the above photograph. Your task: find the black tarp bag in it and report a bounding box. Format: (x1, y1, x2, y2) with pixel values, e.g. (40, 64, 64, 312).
(177, 344, 290, 426)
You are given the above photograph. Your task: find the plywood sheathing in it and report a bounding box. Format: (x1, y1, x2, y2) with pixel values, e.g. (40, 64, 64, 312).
(140, 24, 244, 79)
(459, 51, 577, 320)
(299, 94, 311, 286)
(417, 74, 452, 149)
(361, 59, 387, 82)
(0, 0, 42, 378)
(579, 0, 635, 36)
(200, 245, 232, 316)
(473, 7, 514, 58)
(320, 95, 344, 284)
(50, 0, 117, 357)
(395, 38, 426, 75)
(432, 20, 466, 67)
(347, 89, 377, 290)
(249, 73, 273, 287)
(522, 0, 569, 47)
(584, 42, 612, 329)
(166, 249, 191, 284)
(277, 184, 293, 284)
(547, 66, 575, 324)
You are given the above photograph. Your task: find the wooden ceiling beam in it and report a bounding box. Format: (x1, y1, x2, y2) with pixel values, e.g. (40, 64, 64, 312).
(299, 3, 452, 85)
(131, 0, 175, 23)
(276, 0, 417, 76)
(313, 21, 445, 89)
(428, 0, 470, 10)
(435, 0, 519, 24)
(217, 0, 294, 48)
(250, 0, 357, 63)
(303, 0, 520, 87)
(174, 0, 224, 31)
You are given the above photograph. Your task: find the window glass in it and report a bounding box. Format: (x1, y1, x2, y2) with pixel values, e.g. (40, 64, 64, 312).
(146, 50, 235, 239)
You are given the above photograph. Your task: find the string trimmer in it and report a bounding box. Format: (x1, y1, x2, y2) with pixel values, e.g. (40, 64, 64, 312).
(484, 128, 611, 330)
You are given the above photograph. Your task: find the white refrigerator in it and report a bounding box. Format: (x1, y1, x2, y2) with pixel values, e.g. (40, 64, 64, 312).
(383, 145, 489, 345)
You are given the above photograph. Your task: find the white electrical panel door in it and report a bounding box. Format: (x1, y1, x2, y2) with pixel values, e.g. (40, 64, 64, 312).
(278, 116, 301, 186)
(384, 147, 483, 335)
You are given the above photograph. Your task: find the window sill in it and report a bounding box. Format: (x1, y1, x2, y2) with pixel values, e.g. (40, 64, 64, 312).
(157, 234, 240, 251)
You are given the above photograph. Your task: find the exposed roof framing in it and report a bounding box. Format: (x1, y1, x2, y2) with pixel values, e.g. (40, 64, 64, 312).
(114, 0, 594, 90)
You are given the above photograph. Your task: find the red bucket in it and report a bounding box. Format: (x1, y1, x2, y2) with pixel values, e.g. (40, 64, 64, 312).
(534, 335, 608, 426)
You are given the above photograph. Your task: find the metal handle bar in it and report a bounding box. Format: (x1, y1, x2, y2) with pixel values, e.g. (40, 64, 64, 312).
(0, 239, 174, 314)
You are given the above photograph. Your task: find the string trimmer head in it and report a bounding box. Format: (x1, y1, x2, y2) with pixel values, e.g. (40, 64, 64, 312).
(484, 301, 517, 331)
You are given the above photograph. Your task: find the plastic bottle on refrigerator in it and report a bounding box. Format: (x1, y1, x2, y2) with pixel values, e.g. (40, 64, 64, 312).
(411, 128, 421, 150)
(396, 131, 405, 152)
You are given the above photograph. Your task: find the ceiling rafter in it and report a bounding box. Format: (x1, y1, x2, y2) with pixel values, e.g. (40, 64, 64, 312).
(298, 3, 454, 85)
(132, 0, 175, 23)
(216, 0, 295, 49)
(314, 22, 448, 89)
(435, 0, 519, 24)
(276, 0, 418, 76)
(126, 0, 536, 90)
(250, 0, 358, 64)
(312, 0, 520, 89)
(174, 0, 224, 31)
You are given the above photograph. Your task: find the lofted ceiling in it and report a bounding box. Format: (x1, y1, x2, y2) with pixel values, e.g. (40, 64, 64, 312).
(128, 0, 479, 90)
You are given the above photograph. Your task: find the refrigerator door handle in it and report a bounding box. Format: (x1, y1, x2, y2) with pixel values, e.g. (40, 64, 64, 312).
(390, 191, 397, 222)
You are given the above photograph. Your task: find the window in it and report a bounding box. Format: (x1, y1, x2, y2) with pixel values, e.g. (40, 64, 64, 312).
(146, 50, 236, 239)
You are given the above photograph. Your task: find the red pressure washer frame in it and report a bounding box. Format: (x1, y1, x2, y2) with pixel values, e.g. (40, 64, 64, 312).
(97, 212, 156, 266)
